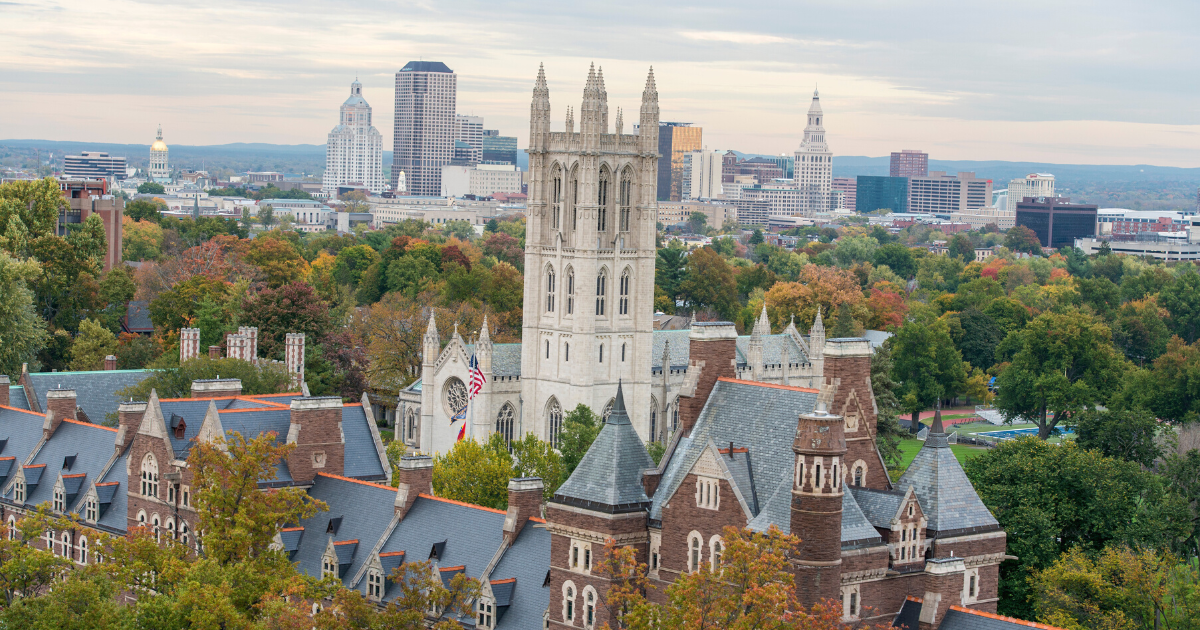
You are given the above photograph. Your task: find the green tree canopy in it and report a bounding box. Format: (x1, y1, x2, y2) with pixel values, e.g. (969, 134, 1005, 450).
(137, 182, 166, 194)
(558, 404, 601, 477)
(117, 356, 291, 400)
(0, 252, 48, 376)
(1004, 225, 1043, 255)
(890, 306, 967, 429)
(68, 317, 117, 372)
(677, 247, 738, 319)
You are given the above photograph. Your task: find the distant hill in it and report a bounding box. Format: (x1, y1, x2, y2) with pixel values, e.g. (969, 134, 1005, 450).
(830, 156, 1200, 187)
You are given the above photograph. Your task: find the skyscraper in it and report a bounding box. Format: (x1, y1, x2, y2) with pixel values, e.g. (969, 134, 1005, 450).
(149, 125, 170, 182)
(481, 130, 518, 165)
(794, 90, 832, 215)
(392, 61, 457, 196)
(456, 115, 484, 164)
(63, 152, 127, 183)
(656, 122, 701, 201)
(889, 150, 928, 178)
(323, 80, 385, 196)
(1005, 173, 1055, 211)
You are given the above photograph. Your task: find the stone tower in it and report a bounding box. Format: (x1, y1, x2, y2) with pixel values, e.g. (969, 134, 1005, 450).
(791, 402, 845, 605)
(794, 90, 832, 216)
(521, 64, 660, 444)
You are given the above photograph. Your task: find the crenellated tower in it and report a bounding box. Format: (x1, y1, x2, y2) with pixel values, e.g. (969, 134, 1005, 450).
(521, 64, 660, 444)
(791, 402, 846, 605)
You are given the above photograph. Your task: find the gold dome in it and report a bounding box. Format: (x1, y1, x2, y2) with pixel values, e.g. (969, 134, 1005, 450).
(151, 139, 168, 152)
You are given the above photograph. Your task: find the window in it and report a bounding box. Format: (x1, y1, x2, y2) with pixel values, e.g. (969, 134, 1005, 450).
(61, 531, 71, 559)
(833, 464, 839, 488)
(565, 343, 570, 362)
(322, 554, 337, 578)
(367, 569, 383, 600)
(969, 575, 976, 597)
(53, 487, 64, 512)
(695, 477, 720, 510)
(14, 479, 24, 503)
(585, 589, 595, 628)
(649, 400, 658, 442)
(548, 399, 563, 447)
(854, 466, 863, 487)
(180, 521, 190, 548)
(599, 344, 603, 363)
(689, 534, 702, 573)
(671, 401, 679, 432)
(496, 403, 515, 446)
(572, 545, 579, 569)
(572, 179, 579, 230)
(597, 171, 608, 232)
(137, 510, 146, 528)
(563, 582, 576, 623)
(618, 270, 630, 315)
(546, 340, 550, 358)
(166, 518, 176, 540)
(168, 484, 176, 504)
(152, 515, 162, 542)
(141, 452, 159, 499)
(585, 547, 591, 571)
(86, 496, 98, 522)
(710, 537, 723, 572)
(566, 270, 574, 314)
(478, 597, 494, 628)
(815, 463, 822, 489)
(44, 530, 53, 553)
(621, 343, 626, 362)
(78, 536, 88, 564)
(546, 267, 556, 312)
(182, 486, 190, 507)
(595, 273, 606, 315)
(619, 176, 632, 232)
(552, 168, 563, 230)
(6, 516, 14, 541)
(908, 504, 914, 517)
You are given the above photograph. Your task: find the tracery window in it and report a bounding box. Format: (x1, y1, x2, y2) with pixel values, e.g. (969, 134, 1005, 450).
(141, 453, 159, 499)
(444, 378, 468, 419)
(596, 272, 606, 316)
(548, 399, 563, 447)
(597, 170, 609, 232)
(566, 268, 575, 314)
(619, 269, 630, 315)
(619, 175, 632, 232)
(546, 267, 556, 312)
(496, 403, 515, 445)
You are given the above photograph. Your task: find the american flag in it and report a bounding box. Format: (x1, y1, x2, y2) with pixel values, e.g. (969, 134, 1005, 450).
(468, 354, 486, 399)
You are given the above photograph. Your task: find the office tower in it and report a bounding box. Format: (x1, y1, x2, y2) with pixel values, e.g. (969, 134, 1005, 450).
(63, 152, 127, 183)
(1005, 173, 1055, 211)
(761, 155, 794, 179)
(323, 80, 386, 196)
(149, 125, 170, 182)
(737, 157, 785, 183)
(831, 177, 857, 211)
(684, 150, 725, 200)
(657, 122, 702, 201)
(889, 150, 928, 178)
(392, 61, 457, 196)
(481, 130, 519, 165)
(1016, 197, 1097, 250)
(855, 176, 908, 214)
(58, 179, 123, 271)
(907, 171, 992, 213)
(456, 115, 484, 164)
(721, 150, 737, 183)
(794, 90, 832, 215)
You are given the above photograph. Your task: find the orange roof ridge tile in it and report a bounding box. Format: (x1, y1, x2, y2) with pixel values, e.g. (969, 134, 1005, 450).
(62, 417, 118, 432)
(159, 395, 239, 402)
(95, 481, 119, 486)
(243, 392, 302, 398)
(528, 517, 546, 523)
(0, 456, 15, 461)
(490, 577, 516, 584)
(62, 473, 87, 478)
(317, 472, 396, 492)
(0, 404, 45, 417)
(439, 564, 466, 572)
(333, 539, 359, 545)
(906, 596, 924, 603)
(379, 550, 406, 557)
(417, 493, 508, 515)
(280, 526, 304, 532)
(716, 377, 819, 393)
(24, 463, 46, 468)
(948, 606, 1066, 630)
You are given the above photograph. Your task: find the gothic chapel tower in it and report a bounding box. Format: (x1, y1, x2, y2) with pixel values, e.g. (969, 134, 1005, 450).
(521, 64, 660, 445)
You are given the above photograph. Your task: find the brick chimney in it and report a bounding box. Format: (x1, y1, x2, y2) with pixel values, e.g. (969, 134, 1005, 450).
(45, 387, 77, 423)
(677, 322, 738, 436)
(190, 378, 242, 399)
(286, 397, 344, 484)
(394, 455, 434, 520)
(0, 375, 9, 407)
(285, 333, 305, 389)
(503, 477, 544, 544)
(103, 355, 117, 371)
(919, 557, 966, 630)
(116, 400, 147, 454)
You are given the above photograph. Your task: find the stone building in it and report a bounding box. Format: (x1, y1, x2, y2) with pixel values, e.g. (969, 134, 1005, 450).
(323, 80, 386, 196)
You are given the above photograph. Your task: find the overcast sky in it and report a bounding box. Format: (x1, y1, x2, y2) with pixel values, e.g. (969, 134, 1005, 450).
(2, 0, 1198, 166)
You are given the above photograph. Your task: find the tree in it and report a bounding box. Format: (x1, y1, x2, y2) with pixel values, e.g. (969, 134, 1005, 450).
(137, 181, 166, 194)
(829, 301, 860, 338)
(1074, 407, 1162, 468)
(0, 178, 68, 243)
(871, 340, 906, 475)
(240, 282, 333, 360)
(510, 433, 565, 501)
(1112, 297, 1171, 365)
(764, 265, 866, 334)
(965, 439, 1190, 618)
(0, 507, 79, 607)
(441, 219, 475, 241)
(655, 244, 687, 304)
(873, 243, 917, 278)
(244, 234, 310, 288)
(952, 308, 1004, 370)
(148, 274, 231, 333)
(386, 255, 439, 298)
(678, 247, 738, 319)
(314, 559, 480, 630)
(357, 293, 427, 390)
(68, 317, 117, 371)
(687, 211, 707, 235)
(432, 433, 518, 510)
(948, 233, 974, 262)
(831, 235, 878, 267)
(559, 404, 601, 478)
(748, 228, 764, 245)
(117, 356, 291, 400)
(257, 204, 276, 227)
(890, 307, 966, 430)
(1161, 270, 1200, 344)
(339, 190, 370, 213)
(995, 309, 1127, 439)
(123, 216, 164, 262)
(124, 199, 162, 222)
(1004, 225, 1043, 255)
(480, 232, 524, 269)
(0, 252, 48, 376)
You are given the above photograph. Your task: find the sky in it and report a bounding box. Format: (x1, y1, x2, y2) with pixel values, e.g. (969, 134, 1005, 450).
(2, 0, 1198, 167)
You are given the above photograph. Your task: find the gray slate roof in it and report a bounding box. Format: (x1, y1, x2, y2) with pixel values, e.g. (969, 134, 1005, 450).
(293, 474, 397, 588)
(650, 329, 810, 371)
(21, 420, 116, 508)
(341, 406, 386, 480)
(554, 384, 655, 512)
(25, 370, 151, 423)
(0, 406, 46, 469)
(124, 301, 154, 333)
(936, 607, 1051, 630)
(851, 486, 906, 529)
(94, 453, 128, 533)
(6, 386, 29, 410)
(490, 524, 551, 630)
(842, 491, 884, 545)
(735, 334, 809, 367)
(465, 343, 522, 378)
(896, 435, 999, 535)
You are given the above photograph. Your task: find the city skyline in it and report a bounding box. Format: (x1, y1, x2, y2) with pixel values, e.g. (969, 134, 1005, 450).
(2, 0, 1198, 167)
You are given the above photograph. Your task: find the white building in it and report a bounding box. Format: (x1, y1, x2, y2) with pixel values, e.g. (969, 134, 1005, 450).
(683, 150, 725, 200)
(793, 90, 832, 216)
(323, 80, 386, 196)
(948, 206, 1016, 230)
(440, 164, 523, 198)
(149, 125, 170, 183)
(1006, 173, 1055, 211)
(257, 199, 332, 232)
(456, 115, 484, 164)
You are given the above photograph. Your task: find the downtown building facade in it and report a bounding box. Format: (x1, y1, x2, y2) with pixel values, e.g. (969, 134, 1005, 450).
(392, 61, 457, 196)
(323, 80, 386, 196)
(890, 149, 929, 178)
(908, 172, 992, 214)
(1005, 173, 1055, 211)
(1016, 197, 1097, 249)
(656, 122, 701, 201)
(63, 152, 127, 183)
(149, 125, 170, 182)
(794, 90, 833, 215)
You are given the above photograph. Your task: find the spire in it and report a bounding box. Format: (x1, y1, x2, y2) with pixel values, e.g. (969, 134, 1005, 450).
(930, 400, 945, 435)
(533, 62, 548, 97)
(812, 306, 825, 333)
(156, 124, 162, 141)
(639, 66, 659, 152)
(552, 380, 654, 510)
(565, 106, 574, 133)
(615, 107, 623, 135)
(608, 380, 629, 425)
(424, 311, 439, 345)
(530, 63, 551, 147)
(479, 314, 490, 342)
(752, 303, 770, 337)
(597, 66, 609, 133)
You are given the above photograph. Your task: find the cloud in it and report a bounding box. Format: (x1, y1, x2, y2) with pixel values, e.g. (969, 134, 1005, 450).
(678, 30, 796, 45)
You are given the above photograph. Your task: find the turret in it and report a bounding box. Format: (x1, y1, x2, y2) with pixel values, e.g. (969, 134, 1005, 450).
(749, 304, 769, 381)
(422, 311, 439, 366)
(809, 306, 825, 360)
(477, 314, 493, 375)
(639, 67, 659, 154)
(597, 66, 609, 134)
(790, 402, 845, 606)
(529, 63, 551, 150)
(580, 63, 601, 149)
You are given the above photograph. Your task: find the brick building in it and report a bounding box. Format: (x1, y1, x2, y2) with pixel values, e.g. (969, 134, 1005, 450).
(58, 178, 124, 271)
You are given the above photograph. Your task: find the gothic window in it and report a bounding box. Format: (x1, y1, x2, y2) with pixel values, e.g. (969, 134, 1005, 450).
(854, 465, 864, 487)
(141, 452, 159, 499)
(552, 166, 563, 230)
(443, 378, 468, 419)
(368, 569, 384, 601)
(496, 403, 515, 445)
(671, 399, 680, 432)
(695, 477, 720, 510)
(602, 399, 614, 421)
(572, 178, 579, 230)
(545, 340, 550, 358)
(599, 344, 603, 363)
(477, 597, 494, 628)
(166, 518, 176, 540)
(621, 343, 626, 362)
(562, 582, 576, 623)
(619, 269, 630, 315)
(710, 536, 723, 572)
(152, 514, 162, 542)
(546, 267, 556, 312)
(566, 268, 575, 314)
(649, 397, 659, 442)
(597, 170, 609, 233)
(565, 343, 570, 362)
(547, 399, 563, 447)
(53, 486, 64, 512)
(6, 516, 15, 541)
(596, 271, 606, 316)
(584, 588, 596, 628)
(688, 532, 702, 573)
(180, 521, 190, 548)
(78, 536, 88, 564)
(406, 408, 418, 444)
(619, 174, 632, 232)
(61, 531, 71, 559)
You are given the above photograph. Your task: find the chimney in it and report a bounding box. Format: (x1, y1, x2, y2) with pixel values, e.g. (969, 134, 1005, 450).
(45, 387, 78, 425)
(822, 338, 887, 489)
(238, 326, 259, 362)
(116, 400, 147, 453)
(103, 355, 117, 371)
(0, 375, 9, 407)
(677, 322, 738, 436)
(180, 327, 201, 362)
(285, 333, 305, 389)
(190, 378, 242, 399)
(394, 455, 434, 520)
(503, 477, 544, 544)
(286, 396, 345, 484)
(208, 345, 222, 359)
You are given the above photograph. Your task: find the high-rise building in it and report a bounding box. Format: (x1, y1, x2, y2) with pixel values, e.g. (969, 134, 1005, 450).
(323, 80, 386, 196)
(58, 179, 123, 271)
(907, 171, 992, 213)
(149, 125, 170, 182)
(63, 152, 127, 183)
(456, 115, 484, 164)
(1016, 197, 1097, 249)
(657, 122, 701, 201)
(1005, 173, 1055, 211)
(684, 150, 725, 200)
(889, 149, 928, 178)
(831, 177, 857, 211)
(794, 90, 832, 215)
(736, 157, 785, 184)
(855, 176, 908, 214)
(392, 61, 457, 196)
(481, 130, 518, 165)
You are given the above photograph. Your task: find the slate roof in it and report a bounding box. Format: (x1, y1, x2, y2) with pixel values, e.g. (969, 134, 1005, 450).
(0, 406, 46, 468)
(841, 491, 884, 545)
(932, 606, 1066, 630)
(650, 329, 811, 371)
(24, 370, 151, 423)
(293, 475, 397, 588)
(464, 343, 522, 378)
(123, 300, 154, 333)
(554, 383, 655, 512)
(6, 386, 30, 410)
(341, 405, 387, 480)
(93, 454, 128, 533)
(851, 486, 906, 529)
(651, 330, 691, 370)
(735, 334, 809, 367)
(896, 432, 1000, 536)
(490, 524, 551, 630)
(20, 420, 117, 509)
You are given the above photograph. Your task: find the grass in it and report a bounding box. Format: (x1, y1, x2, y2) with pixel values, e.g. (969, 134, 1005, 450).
(896, 438, 987, 472)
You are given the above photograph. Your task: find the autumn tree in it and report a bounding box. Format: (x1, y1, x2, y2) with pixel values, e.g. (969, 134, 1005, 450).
(357, 292, 428, 390)
(240, 282, 333, 360)
(0, 177, 65, 245)
(677, 247, 739, 319)
(481, 232, 524, 270)
(122, 215, 165, 261)
(0, 506, 79, 606)
(244, 233, 311, 288)
(889, 307, 966, 429)
(68, 317, 118, 371)
(315, 559, 480, 630)
(0, 252, 48, 376)
(117, 356, 291, 400)
(764, 265, 866, 333)
(1004, 225, 1044, 255)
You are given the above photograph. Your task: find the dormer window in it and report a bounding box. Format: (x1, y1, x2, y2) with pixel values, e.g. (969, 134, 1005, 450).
(367, 569, 383, 600)
(53, 487, 64, 512)
(322, 554, 337, 579)
(477, 597, 494, 629)
(14, 479, 24, 503)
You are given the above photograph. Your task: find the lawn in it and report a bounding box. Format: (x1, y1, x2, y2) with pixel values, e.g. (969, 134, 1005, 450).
(895, 438, 987, 473)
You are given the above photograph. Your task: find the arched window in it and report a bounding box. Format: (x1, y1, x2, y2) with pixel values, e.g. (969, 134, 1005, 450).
(180, 521, 191, 548)
(545, 340, 550, 358)
(565, 268, 575, 314)
(546, 267, 556, 312)
(78, 536, 88, 564)
(688, 533, 702, 573)
(621, 343, 626, 362)
(61, 531, 71, 559)
(649, 397, 659, 442)
(6, 516, 15, 541)
(596, 272, 606, 316)
(710, 536, 723, 572)
(597, 169, 609, 233)
(602, 399, 614, 421)
(584, 588, 596, 628)
(599, 344, 603, 363)
(619, 173, 632, 232)
(136, 510, 146, 529)
(854, 466, 864, 487)
(672, 400, 680, 432)
(152, 514, 162, 542)
(552, 165, 563, 230)
(619, 269, 631, 315)
(562, 581, 576, 623)
(571, 175, 579, 230)
(44, 530, 53, 553)
(496, 403, 515, 445)
(53, 486, 64, 512)
(547, 399, 563, 447)
(141, 452, 159, 499)
(565, 343, 570, 362)
(166, 518, 176, 541)
(406, 408, 418, 444)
